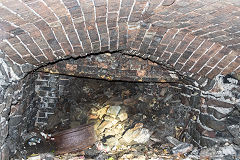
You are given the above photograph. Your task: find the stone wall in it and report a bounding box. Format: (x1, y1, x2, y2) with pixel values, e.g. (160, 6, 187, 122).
(0, 72, 37, 159)
(179, 75, 240, 147)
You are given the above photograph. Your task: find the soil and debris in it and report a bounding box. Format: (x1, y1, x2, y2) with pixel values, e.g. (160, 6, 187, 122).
(25, 78, 240, 159)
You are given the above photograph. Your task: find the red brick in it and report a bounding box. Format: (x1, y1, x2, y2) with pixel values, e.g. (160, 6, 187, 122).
(127, 27, 140, 48)
(119, 7, 132, 18)
(154, 44, 167, 57)
(160, 28, 178, 45)
(107, 12, 118, 28)
(198, 66, 212, 76)
(62, 0, 83, 19)
(188, 43, 222, 71)
(181, 60, 195, 72)
(206, 43, 223, 57)
(108, 0, 120, 12)
(206, 67, 222, 79)
(165, 30, 187, 53)
(0, 7, 26, 26)
(35, 55, 48, 63)
(27, 1, 58, 23)
(132, 1, 147, 12)
(54, 50, 65, 58)
(92, 41, 101, 52)
(12, 43, 30, 56)
(129, 11, 142, 22)
(161, 51, 171, 61)
(74, 26, 92, 53)
(119, 23, 127, 43)
(8, 54, 26, 64)
(94, 0, 106, 7)
(96, 5, 107, 17)
(234, 67, 240, 74)
(167, 52, 180, 65)
(2, 0, 41, 22)
(60, 16, 81, 46)
(42, 48, 57, 61)
(81, 0, 94, 14)
(73, 45, 84, 56)
(221, 57, 240, 75)
(34, 20, 50, 31)
(175, 33, 195, 53)
(26, 43, 44, 57)
(99, 33, 109, 48)
(88, 27, 100, 42)
(217, 51, 238, 69)
(0, 20, 16, 32)
(131, 40, 142, 50)
(7, 37, 20, 44)
(22, 54, 39, 65)
(207, 47, 232, 67)
(43, 0, 69, 17)
(61, 42, 73, 56)
(190, 55, 209, 73)
(0, 31, 11, 42)
(188, 40, 214, 62)
(52, 25, 70, 43)
(0, 42, 16, 56)
(32, 35, 49, 50)
(175, 63, 183, 71)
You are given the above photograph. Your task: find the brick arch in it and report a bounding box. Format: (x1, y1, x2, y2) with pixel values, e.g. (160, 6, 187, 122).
(0, 0, 239, 81)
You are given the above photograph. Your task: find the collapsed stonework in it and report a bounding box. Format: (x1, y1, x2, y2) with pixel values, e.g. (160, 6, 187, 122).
(0, 52, 239, 159)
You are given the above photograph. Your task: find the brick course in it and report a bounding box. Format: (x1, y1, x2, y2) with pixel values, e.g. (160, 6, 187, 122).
(0, 0, 239, 80)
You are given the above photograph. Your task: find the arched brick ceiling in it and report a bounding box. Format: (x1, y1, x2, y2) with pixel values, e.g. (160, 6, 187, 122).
(0, 0, 239, 81)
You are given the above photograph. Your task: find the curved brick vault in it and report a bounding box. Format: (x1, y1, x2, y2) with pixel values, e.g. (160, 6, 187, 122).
(0, 1, 240, 158)
(0, 0, 239, 82)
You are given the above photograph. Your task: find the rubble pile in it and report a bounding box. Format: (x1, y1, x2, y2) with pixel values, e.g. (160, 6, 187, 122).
(24, 77, 240, 159)
(89, 105, 150, 153)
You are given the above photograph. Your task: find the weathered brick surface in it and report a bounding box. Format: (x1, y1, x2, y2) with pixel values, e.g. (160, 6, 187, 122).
(40, 52, 180, 83)
(0, 0, 239, 80)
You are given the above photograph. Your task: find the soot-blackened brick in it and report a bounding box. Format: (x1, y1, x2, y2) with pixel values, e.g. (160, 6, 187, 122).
(23, 55, 39, 65)
(175, 63, 183, 71)
(217, 51, 236, 69)
(161, 51, 171, 61)
(160, 29, 178, 45)
(167, 53, 180, 65)
(154, 44, 167, 57)
(181, 60, 194, 72)
(177, 50, 193, 64)
(47, 39, 61, 51)
(198, 66, 212, 76)
(206, 67, 222, 79)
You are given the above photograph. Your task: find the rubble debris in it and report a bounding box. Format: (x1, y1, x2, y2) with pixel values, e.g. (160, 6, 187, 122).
(166, 136, 182, 146)
(19, 77, 239, 159)
(172, 142, 193, 155)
